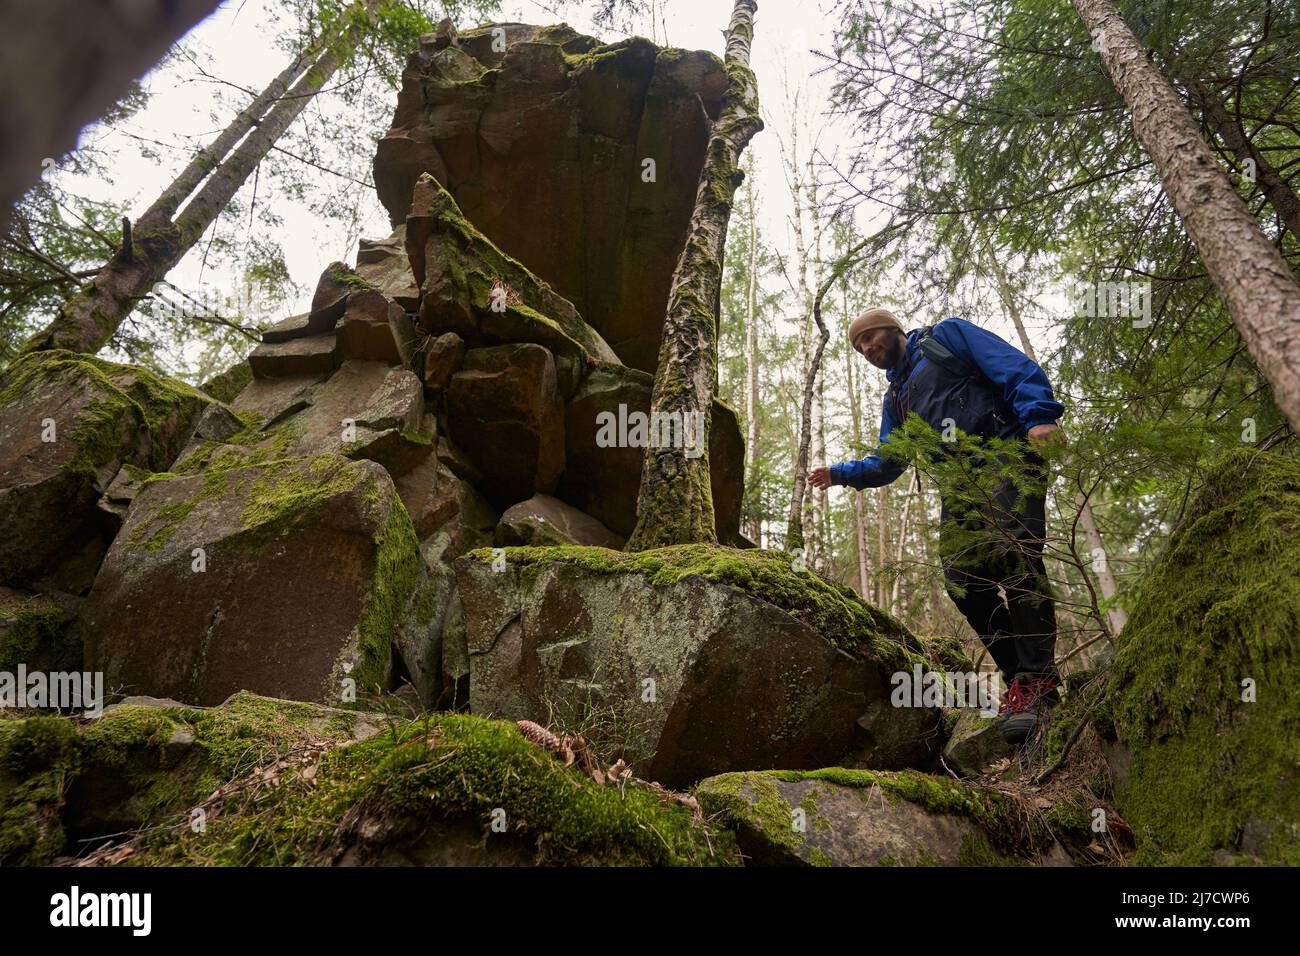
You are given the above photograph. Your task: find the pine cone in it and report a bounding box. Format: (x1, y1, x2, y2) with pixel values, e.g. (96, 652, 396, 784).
(516, 719, 561, 751)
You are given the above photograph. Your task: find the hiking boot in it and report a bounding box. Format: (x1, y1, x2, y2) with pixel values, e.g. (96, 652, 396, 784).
(998, 672, 1059, 745)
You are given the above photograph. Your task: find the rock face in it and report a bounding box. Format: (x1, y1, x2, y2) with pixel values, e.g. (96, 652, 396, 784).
(374, 24, 727, 373)
(82, 455, 418, 706)
(453, 545, 941, 787)
(444, 343, 564, 508)
(405, 173, 618, 397)
(697, 768, 1066, 866)
(0, 587, 80, 675)
(1104, 449, 1300, 865)
(558, 362, 744, 544)
(355, 225, 421, 311)
(0, 351, 210, 591)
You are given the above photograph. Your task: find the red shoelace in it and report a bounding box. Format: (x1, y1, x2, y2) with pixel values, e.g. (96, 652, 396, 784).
(998, 675, 1056, 716)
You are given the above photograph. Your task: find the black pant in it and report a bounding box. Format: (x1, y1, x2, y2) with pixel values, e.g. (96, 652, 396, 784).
(938, 461, 1058, 684)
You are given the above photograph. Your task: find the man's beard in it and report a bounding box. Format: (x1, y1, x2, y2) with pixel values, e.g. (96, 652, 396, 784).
(868, 333, 905, 370)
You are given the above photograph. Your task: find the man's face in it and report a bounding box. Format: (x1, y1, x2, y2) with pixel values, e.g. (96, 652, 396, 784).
(854, 327, 905, 369)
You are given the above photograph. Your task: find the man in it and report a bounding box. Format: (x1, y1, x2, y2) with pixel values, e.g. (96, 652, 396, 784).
(808, 307, 1066, 744)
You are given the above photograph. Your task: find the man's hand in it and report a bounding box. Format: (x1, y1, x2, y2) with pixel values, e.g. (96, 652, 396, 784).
(1027, 423, 1064, 448)
(808, 465, 833, 490)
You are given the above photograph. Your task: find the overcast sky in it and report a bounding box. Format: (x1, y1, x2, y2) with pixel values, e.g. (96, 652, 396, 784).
(56, 0, 1057, 377)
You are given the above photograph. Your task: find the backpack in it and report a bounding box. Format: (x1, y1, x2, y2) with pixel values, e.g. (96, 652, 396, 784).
(887, 322, 986, 425)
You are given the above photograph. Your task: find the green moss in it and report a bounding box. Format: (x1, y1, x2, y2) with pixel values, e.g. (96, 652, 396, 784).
(768, 767, 1009, 828)
(353, 496, 420, 697)
(0, 350, 209, 481)
(1109, 449, 1300, 865)
(463, 543, 922, 665)
(199, 362, 253, 404)
(0, 717, 78, 864)
(168, 415, 295, 476)
(0, 693, 738, 866)
(337, 271, 379, 293)
(958, 831, 1021, 866)
(1043, 792, 1095, 842)
(128, 468, 233, 552)
(414, 174, 614, 365)
(698, 766, 1041, 866)
(238, 455, 369, 532)
(0, 601, 79, 673)
(696, 771, 806, 859)
(0, 692, 373, 864)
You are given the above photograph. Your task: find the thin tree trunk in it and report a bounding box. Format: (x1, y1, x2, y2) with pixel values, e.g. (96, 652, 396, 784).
(1073, 0, 1300, 434)
(144, 38, 328, 227)
(787, 242, 864, 551)
(876, 484, 888, 607)
(626, 0, 763, 551)
(24, 2, 378, 356)
(1077, 497, 1126, 632)
(1192, 81, 1300, 241)
(809, 167, 829, 570)
(743, 153, 761, 543)
(890, 468, 919, 608)
(845, 311, 871, 599)
(783, 105, 817, 555)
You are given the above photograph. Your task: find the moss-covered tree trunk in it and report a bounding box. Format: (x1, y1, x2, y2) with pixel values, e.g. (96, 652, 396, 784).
(1072, 0, 1300, 435)
(626, 0, 763, 552)
(22, 1, 379, 357)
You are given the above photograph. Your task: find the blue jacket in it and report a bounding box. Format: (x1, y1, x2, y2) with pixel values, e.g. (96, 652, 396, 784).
(830, 317, 1064, 490)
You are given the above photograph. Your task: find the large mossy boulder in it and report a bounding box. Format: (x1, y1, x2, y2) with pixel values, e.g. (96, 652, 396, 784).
(0, 691, 737, 866)
(0, 350, 211, 590)
(1106, 449, 1300, 865)
(375, 25, 725, 373)
(697, 768, 1065, 866)
(81, 454, 420, 707)
(453, 544, 942, 787)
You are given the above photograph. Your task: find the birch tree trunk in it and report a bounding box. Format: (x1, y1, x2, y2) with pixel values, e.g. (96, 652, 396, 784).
(809, 169, 830, 570)
(845, 323, 871, 598)
(743, 153, 762, 544)
(890, 468, 919, 609)
(626, 0, 763, 551)
(876, 485, 888, 606)
(23, 1, 379, 356)
(1072, 0, 1300, 434)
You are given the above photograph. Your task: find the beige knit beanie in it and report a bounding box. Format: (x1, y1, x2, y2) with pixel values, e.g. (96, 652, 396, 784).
(847, 307, 904, 348)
